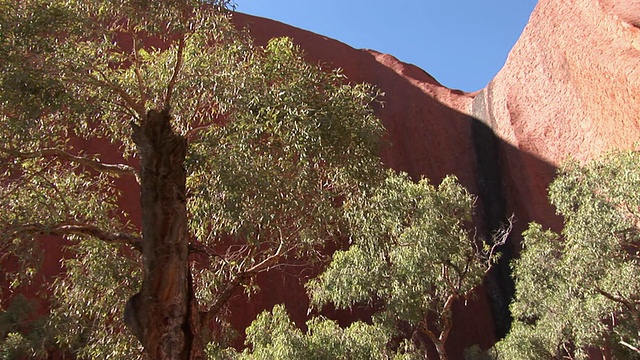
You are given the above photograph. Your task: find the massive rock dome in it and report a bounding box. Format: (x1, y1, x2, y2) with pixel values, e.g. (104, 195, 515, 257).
(232, 0, 640, 357)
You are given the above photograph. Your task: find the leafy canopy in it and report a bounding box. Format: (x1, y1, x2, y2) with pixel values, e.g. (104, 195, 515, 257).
(222, 305, 394, 360)
(495, 150, 640, 360)
(307, 172, 481, 322)
(238, 171, 503, 359)
(0, 0, 384, 357)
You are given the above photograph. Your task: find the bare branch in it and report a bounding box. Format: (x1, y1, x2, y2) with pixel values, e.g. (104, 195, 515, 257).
(1, 147, 140, 184)
(441, 263, 458, 295)
(164, 36, 186, 109)
(131, 35, 148, 109)
(418, 321, 440, 346)
(88, 69, 146, 119)
(202, 272, 248, 325)
(479, 213, 515, 269)
(246, 240, 284, 273)
(491, 214, 514, 248)
(440, 293, 456, 342)
(201, 241, 287, 325)
(620, 340, 640, 354)
(5, 222, 142, 251)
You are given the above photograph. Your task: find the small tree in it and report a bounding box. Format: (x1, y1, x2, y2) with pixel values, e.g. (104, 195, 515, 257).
(495, 150, 640, 360)
(225, 304, 394, 360)
(289, 172, 505, 360)
(0, 1, 384, 358)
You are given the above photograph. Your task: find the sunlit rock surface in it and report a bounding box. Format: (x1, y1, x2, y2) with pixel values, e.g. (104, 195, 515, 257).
(233, 0, 640, 356)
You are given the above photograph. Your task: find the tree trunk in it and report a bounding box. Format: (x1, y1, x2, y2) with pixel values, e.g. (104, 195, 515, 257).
(421, 320, 450, 360)
(433, 340, 449, 360)
(125, 108, 203, 359)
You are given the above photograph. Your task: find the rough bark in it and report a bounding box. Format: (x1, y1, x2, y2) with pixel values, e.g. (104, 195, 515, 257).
(422, 324, 449, 360)
(125, 108, 203, 360)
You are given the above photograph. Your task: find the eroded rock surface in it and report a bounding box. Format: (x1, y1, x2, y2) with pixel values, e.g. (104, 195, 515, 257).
(234, 0, 640, 356)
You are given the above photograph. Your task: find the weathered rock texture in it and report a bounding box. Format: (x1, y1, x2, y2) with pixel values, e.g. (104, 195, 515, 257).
(233, 0, 640, 357)
(476, 0, 640, 227)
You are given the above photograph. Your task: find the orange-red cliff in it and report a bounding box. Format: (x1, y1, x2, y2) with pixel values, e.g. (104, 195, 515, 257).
(232, 0, 640, 357)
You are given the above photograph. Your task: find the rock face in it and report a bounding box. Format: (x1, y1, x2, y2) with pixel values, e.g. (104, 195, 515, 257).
(233, 0, 640, 357)
(475, 0, 640, 228)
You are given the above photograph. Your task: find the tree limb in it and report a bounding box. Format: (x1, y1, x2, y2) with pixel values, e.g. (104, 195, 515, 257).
(1, 147, 140, 184)
(418, 321, 440, 347)
(489, 214, 514, 258)
(6, 222, 142, 251)
(441, 263, 458, 296)
(201, 241, 286, 325)
(246, 240, 284, 273)
(439, 294, 456, 343)
(594, 286, 640, 326)
(164, 36, 185, 109)
(131, 35, 148, 110)
(88, 69, 146, 119)
(620, 340, 640, 354)
(476, 214, 514, 269)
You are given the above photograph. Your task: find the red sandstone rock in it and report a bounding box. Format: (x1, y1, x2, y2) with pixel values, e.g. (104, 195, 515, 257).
(475, 0, 640, 228)
(234, 1, 640, 356)
(233, 13, 497, 359)
(600, 0, 640, 27)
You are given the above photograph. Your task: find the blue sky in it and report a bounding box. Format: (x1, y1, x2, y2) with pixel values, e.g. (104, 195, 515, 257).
(236, 1, 539, 92)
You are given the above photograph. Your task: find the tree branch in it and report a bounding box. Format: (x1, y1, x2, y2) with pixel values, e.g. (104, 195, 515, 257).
(620, 340, 640, 354)
(246, 240, 284, 273)
(489, 214, 514, 259)
(475, 214, 514, 269)
(131, 35, 148, 110)
(5, 222, 142, 251)
(418, 321, 440, 346)
(1, 147, 140, 184)
(439, 294, 456, 343)
(164, 36, 185, 109)
(594, 286, 640, 326)
(201, 241, 286, 325)
(441, 263, 458, 296)
(88, 69, 146, 119)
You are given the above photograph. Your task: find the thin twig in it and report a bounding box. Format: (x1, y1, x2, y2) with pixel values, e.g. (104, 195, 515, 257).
(89, 69, 145, 119)
(131, 35, 148, 109)
(486, 214, 514, 267)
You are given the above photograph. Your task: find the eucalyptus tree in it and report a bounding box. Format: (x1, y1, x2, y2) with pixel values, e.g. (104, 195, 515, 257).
(240, 172, 506, 360)
(495, 150, 640, 360)
(221, 304, 394, 360)
(0, 0, 384, 358)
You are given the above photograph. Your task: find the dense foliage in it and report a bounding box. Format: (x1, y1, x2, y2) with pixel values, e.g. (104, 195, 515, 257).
(0, 0, 384, 358)
(495, 150, 640, 360)
(237, 172, 505, 360)
(220, 304, 393, 360)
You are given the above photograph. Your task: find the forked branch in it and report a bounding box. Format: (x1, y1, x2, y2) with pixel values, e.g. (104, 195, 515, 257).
(475, 214, 514, 269)
(87, 70, 146, 119)
(201, 241, 286, 324)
